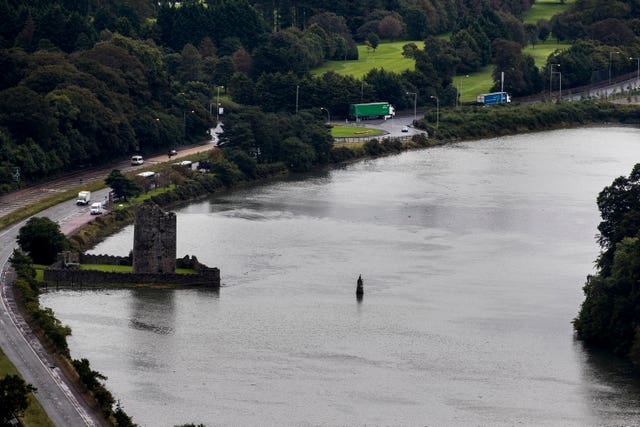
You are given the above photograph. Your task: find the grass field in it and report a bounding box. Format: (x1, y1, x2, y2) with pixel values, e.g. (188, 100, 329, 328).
(330, 125, 384, 138)
(524, 0, 575, 24)
(455, 66, 494, 102)
(311, 35, 571, 102)
(524, 40, 571, 66)
(312, 41, 418, 78)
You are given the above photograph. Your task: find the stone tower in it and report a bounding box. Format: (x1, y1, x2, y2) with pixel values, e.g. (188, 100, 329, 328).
(132, 202, 176, 274)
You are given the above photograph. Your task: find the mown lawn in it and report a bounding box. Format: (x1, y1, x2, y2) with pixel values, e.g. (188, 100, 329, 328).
(523, 0, 575, 24)
(312, 40, 418, 78)
(454, 66, 495, 102)
(331, 125, 384, 138)
(524, 40, 571, 66)
(78, 264, 197, 274)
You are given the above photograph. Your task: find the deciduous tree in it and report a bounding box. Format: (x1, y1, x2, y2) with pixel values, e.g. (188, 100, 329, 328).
(0, 375, 37, 423)
(17, 216, 69, 264)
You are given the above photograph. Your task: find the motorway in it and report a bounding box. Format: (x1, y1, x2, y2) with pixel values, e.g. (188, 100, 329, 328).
(0, 137, 218, 426)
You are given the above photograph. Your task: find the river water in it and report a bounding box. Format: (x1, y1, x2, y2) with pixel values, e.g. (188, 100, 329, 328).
(41, 127, 640, 426)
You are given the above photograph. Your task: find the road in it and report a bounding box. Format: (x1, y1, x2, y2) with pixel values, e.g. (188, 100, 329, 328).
(0, 137, 218, 426)
(331, 110, 428, 141)
(0, 208, 99, 426)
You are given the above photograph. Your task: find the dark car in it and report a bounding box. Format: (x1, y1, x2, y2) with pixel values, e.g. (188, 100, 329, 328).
(168, 149, 178, 157)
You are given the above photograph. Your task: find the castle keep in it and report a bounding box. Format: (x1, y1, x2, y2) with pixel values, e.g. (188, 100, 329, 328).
(45, 202, 220, 287)
(133, 202, 176, 273)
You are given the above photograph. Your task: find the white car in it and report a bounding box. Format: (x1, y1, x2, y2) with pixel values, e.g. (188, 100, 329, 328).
(90, 202, 103, 215)
(401, 126, 409, 132)
(131, 155, 144, 165)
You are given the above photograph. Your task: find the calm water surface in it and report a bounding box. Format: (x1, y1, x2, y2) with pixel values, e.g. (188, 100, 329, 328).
(42, 127, 640, 426)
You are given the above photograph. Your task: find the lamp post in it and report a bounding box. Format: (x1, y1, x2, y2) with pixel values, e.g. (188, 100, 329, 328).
(320, 107, 331, 124)
(609, 51, 620, 85)
(216, 86, 223, 122)
(183, 110, 194, 140)
(406, 91, 417, 124)
(430, 95, 439, 129)
(457, 75, 469, 107)
(551, 70, 562, 101)
(631, 57, 640, 89)
(549, 63, 560, 98)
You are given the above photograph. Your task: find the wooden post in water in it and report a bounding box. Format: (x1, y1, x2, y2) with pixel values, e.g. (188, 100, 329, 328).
(356, 274, 364, 299)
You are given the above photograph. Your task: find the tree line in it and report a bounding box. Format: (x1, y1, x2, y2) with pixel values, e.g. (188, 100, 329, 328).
(1, 0, 640, 194)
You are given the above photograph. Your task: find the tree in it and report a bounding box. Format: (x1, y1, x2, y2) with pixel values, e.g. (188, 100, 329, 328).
(17, 216, 69, 264)
(367, 33, 380, 51)
(105, 169, 141, 201)
(0, 375, 37, 423)
(113, 401, 137, 427)
(574, 164, 640, 365)
(378, 15, 404, 40)
(279, 136, 315, 172)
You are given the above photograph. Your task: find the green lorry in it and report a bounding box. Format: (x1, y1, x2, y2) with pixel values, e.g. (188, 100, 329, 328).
(348, 102, 395, 120)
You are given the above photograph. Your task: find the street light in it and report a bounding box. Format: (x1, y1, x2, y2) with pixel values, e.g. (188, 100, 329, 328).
(457, 75, 469, 107)
(630, 57, 640, 89)
(320, 107, 331, 123)
(406, 91, 417, 124)
(183, 110, 194, 140)
(551, 70, 562, 101)
(216, 86, 224, 122)
(430, 95, 439, 129)
(549, 63, 560, 98)
(609, 51, 620, 85)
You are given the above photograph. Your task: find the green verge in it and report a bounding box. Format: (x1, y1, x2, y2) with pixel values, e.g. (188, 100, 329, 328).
(331, 125, 384, 138)
(0, 180, 105, 230)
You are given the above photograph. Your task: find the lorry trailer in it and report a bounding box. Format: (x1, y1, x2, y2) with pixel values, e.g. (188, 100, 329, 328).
(349, 102, 395, 120)
(476, 92, 511, 105)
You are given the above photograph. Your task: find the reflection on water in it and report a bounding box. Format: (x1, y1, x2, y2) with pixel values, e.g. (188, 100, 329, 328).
(574, 339, 640, 423)
(41, 128, 640, 426)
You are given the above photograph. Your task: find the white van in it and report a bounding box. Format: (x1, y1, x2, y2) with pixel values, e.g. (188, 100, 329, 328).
(90, 202, 103, 215)
(131, 155, 144, 165)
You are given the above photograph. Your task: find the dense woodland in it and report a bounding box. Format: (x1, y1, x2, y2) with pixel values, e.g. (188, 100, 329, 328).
(574, 164, 640, 367)
(1, 0, 640, 194)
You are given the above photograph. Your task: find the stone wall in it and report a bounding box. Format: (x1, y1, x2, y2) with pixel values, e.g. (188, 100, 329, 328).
(49, 252, 220, 287)
(44, 266, 220, 287)
(79, 253, 131, 266)
(132, 202, 176, 274)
